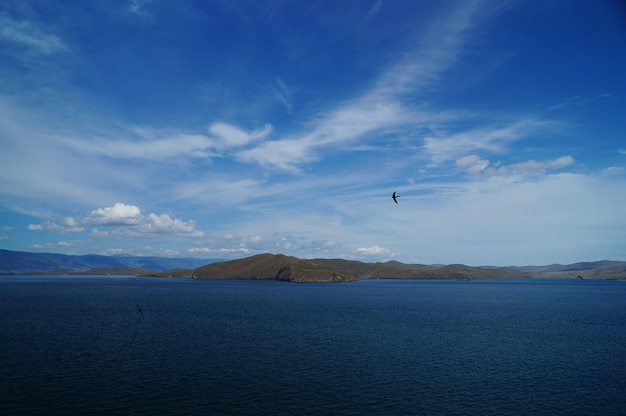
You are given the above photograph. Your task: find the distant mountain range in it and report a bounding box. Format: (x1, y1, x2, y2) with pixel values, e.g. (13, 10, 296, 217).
(1, 249, 624, 281)
(0, 249, 217, 274)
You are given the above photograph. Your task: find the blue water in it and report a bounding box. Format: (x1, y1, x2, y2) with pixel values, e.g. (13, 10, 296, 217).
(1, 276, 625, 415)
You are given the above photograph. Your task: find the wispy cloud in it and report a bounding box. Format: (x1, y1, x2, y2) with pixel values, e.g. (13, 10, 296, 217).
(485, 155, 574, 176)
(65, 133, 217, 161)
(424, 119, 548, 165)
(456, 155, 575, 177)
(549, 93, 612, 110)
(60, 123, 272, 161)
(273, 77, 293, 114)
(0, 15, 69, 56)
(128, 0, 155, 18)
(365, 0, 384, 20)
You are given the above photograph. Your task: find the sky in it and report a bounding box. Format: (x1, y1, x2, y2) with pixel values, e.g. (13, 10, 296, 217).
(1, 0, 625, 266)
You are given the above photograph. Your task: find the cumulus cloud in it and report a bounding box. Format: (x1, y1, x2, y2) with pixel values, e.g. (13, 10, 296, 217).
(29, 203, 203, 238)
(137, 213, 203, 236)
(85, 202, 143, 225)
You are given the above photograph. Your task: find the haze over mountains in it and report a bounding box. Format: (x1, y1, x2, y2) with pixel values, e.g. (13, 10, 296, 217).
(0, 249, 213, 274)
(1, 249, 624, 281)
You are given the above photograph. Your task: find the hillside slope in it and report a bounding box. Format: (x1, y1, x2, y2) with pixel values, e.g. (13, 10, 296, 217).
(191, 253, 356, 282)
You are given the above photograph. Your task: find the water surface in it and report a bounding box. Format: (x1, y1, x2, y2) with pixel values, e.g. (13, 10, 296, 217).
(1, 276, 624, 415)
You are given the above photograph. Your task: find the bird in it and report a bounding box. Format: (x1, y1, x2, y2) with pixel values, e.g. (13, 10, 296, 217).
(392, 191, 400, 204)
(135, 303, 144, 317)
(577, 275, 583, 280)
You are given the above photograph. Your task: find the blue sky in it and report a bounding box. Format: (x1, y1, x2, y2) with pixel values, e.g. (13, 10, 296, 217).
(1, 0, 625, 266)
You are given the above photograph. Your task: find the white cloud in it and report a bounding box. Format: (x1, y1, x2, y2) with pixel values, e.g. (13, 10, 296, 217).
(64, 133, 217, 160)
(455, 155, 574, 177)
(357, 245, 391, 256)
(236, 98, 424, 172)
(137, 213, 204, 236)
(86, 203, 143, 225)
(28, 217, 84, 234)
(28, 203, 203, 239)
(486, 156, 574, 176)
(209, 122, 271, 149)
(456, 154, 490, 175)
(236, 137, 317, 172)
(219, 247, 250, 255)
(60, 123, 273, 162)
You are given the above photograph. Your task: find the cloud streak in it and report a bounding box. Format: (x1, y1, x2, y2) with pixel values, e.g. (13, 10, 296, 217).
(424, 120, 549, 165)
(60, 123, 273, 161)
(0, 15, 69, 56)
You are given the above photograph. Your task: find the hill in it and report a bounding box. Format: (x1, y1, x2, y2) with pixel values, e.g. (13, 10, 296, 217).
(309, 259, 521, 279)
(147, 255, 625, 282)
(174, 255, 625, 282)
(184, 253, 356, 282)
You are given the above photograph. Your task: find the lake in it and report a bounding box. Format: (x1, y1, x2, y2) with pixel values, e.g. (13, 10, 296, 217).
(1, 276, 625, 415)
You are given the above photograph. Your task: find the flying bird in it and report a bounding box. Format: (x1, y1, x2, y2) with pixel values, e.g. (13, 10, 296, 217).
(135, 303, 144, 317)
(392, 191, 400, 204)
